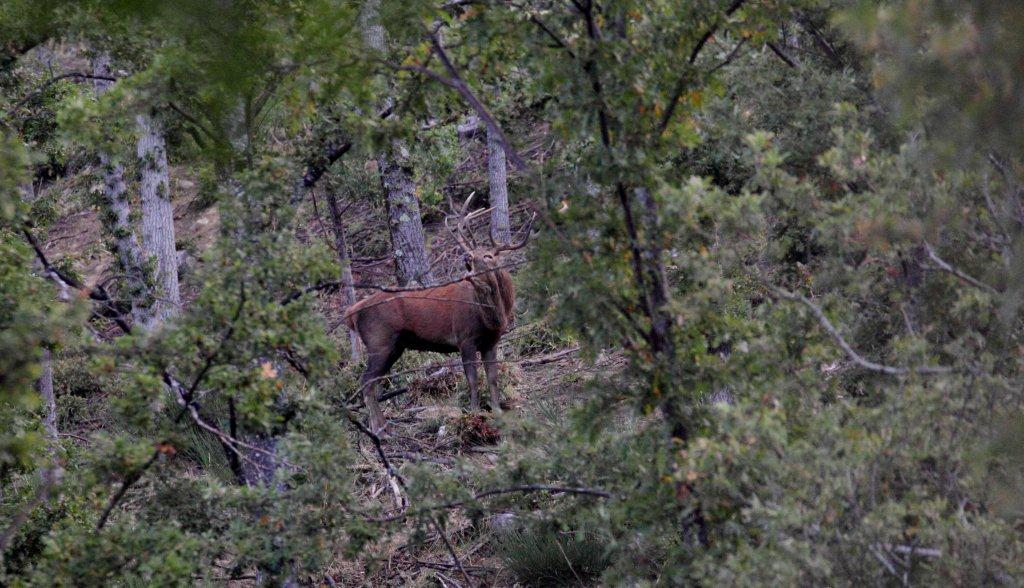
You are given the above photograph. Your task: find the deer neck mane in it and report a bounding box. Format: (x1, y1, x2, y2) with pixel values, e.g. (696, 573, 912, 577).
(467, 268, 514, 332)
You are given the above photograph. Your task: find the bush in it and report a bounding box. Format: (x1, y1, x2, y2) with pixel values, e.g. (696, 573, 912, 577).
(495, 524, 611, 587)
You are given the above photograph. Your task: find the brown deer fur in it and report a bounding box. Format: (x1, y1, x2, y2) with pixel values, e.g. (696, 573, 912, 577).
(345, 195, 532, 434)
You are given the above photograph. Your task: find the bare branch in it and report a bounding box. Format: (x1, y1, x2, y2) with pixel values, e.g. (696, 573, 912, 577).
(430, 514, 472, 586)
(289, 104, 392, 206)
(281, 259, 527, 305)
(658, 0, 748, 136)
(509, 2, 577, 59)
(96, 449, 161, 529)
(708, 37, 749, 75)
(7, 72, 118, 116)
(797, 15, 844, 68)
(771, 286, 954, 376)
(166, 101, 218, 143)
(766, 41, 798, 68)
(923, 242, 998, 294)
(21, 226, 133, 334)
(395, 27, 530, 171)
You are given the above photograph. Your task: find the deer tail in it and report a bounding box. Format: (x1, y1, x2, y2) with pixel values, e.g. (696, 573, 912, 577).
(343, 299, 366, 336)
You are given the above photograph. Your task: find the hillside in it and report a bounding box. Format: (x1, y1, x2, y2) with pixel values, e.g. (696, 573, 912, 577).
(4, 1, 1024, 586)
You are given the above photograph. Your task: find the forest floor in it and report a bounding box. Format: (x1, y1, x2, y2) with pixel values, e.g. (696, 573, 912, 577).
(331, 341, 616, 586)
(41, 164, 607, 586)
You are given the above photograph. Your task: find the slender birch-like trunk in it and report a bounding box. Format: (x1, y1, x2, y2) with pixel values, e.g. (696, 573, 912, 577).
(136, 112, 180, 329)
(39, 349, 59, 448)
(487, 123, 512, 244)
(324, 190, 362, 362)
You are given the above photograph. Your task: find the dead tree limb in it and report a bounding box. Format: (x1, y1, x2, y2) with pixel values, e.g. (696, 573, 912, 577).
(923, 242, 998, 294)
(772, 286, 954, 376)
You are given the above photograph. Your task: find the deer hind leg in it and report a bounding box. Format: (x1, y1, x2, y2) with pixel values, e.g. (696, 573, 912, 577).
(361, 343, 404, 435)
(460, 345, 481, 410)
(481, 344, 502, 413)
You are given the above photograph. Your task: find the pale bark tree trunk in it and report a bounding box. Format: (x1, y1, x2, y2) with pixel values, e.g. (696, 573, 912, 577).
(379, 152, 435, 286)
(324, 190, 362, 362)
(38, 349, 59, 448)
(361, 0, 386, 52)
(92, 55, 150, 326)
(486, 119, 512, 365)
(362, 0, 435, 287)
(136, 112, 180, 329)
(487, 123, 512, 245)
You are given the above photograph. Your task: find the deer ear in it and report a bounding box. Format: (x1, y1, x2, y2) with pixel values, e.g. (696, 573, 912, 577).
(463, 253, 473, 270)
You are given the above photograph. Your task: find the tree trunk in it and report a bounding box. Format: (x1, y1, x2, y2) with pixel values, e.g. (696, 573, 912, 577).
(324, 190, 362, 362)
(136, 112, 180, 329)
(92, 55, 150, 326)
(379, 151, 435, 287)
(362, 0, 435, 287)
(242, 434, 282, 489)
(38, 348, 58, 448)
(633, 186, 687, 439)
(487, 123, 511, 244)
(37, 347, 61, 496)
(360, 0, 386, 53)
(635, 187, 674, 357)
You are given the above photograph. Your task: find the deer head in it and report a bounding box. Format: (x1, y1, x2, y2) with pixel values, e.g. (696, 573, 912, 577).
(445, 192, 535, 276)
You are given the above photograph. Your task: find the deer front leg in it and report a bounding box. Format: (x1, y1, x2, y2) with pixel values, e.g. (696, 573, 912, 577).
(481, 344, 502, 413)
(360, 344, 402, 435)
(461, 345, 481, 410)
(361, 372, 386, 435)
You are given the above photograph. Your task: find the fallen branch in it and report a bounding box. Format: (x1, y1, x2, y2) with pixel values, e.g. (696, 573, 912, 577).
(878, 543, 942, 558)
(372, 484, 613, 523)
(520, 346, 580, 366)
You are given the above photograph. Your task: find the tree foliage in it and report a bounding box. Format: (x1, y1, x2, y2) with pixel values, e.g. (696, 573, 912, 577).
(2, 0, 1024, 584)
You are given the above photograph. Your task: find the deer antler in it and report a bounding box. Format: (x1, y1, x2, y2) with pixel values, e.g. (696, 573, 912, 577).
(447, 192, 479, 252)
(496, 212, 537, 252)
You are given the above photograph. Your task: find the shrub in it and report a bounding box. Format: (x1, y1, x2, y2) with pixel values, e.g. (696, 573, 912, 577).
(495, 524, 611, 587)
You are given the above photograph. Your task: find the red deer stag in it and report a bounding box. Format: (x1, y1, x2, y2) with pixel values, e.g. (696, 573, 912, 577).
(345, 194, 535, 434)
